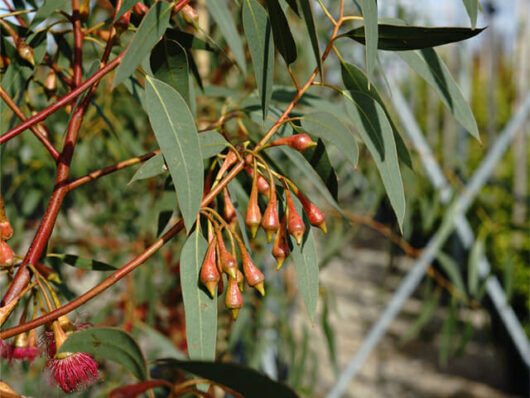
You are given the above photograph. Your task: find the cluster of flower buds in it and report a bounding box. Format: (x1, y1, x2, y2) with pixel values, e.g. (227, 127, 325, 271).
(0, 194, 15, 268)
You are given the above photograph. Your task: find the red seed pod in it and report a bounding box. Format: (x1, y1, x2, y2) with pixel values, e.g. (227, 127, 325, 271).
(0, 221, 13, 241)
(115, 10, 131, 33)
(132, 2, 149, 16)
(216, 231, 237, 279)
(0, 241, 15, 267)
(272, 215, 290, 270)
(285, 190, 305, 245)
(222, 189, 237, 229)
(269, 134, 317, 152)
(200, 238, 220, 298)
(225, 277, 243, 320)
(241, 249, 265, 296)
(245, 173, 262, 238)
(261, 193, 279, 243)
(244, 166, 270, 197)
(296, 191, 327, 233)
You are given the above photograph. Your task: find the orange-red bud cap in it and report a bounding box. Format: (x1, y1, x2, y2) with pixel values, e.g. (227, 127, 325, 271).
(297, 191, 327, 233)
(115, 10, 131, 33)
(241, 250, 265, 296)
(0, 241, 15, 266)
(200, 238, 220, 298)
(223, 189, 237, 228)
(225, 277, 243, 319)
(244, 166, 270, 197)
(245, 176, 262, 238)
(132, 2, 149, 16)
(261, 195, 279, 243)
(285, 190, 305, 245)
(217, 232, 238, 279)
(272, 215, 290, 270)
(269, 134, 317, 152)
(0, 221, 13, 241)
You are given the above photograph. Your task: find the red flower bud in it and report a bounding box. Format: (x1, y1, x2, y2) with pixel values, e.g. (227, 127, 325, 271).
(132, 2, 149, 16)
(269, 134, 317, 152)
(223, 189, 237, 229)
(0, 221, 13, 241)
(285, 190, 305, 245)
(296, 191, 327, 233)
(216, 232, 237, 279)
(245, 174, 262, 238)
(115, 10, 131, 33)
(0, 241, 15, 267)
(244, 166, 270, 197)
(241, 248, 265, 296)
(261, 192, 279, 243)
(200, 238, 220, 298)
(225, 277, 243, 320)
(272, 215, 290, 270)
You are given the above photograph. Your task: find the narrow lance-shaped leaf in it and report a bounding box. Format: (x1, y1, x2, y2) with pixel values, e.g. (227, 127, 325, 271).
(398, 49, 480, 140)
(340, 61, 412, 168)
(150, 38, 190, 106)
(359, 0, 378, 82)
(264, 0, 297, 65)
(180, 230, 217, 360)
(462, 0, 479, 29)
(113, 2, 172, 88)
(289, 195, 319, 322)
(30, 0, 70, 28)
(59, 328, 148, 380)
(341, 24, 485, 51)
(299, 0, 322, 77)
(205, 0, 246, 73)
(301, 111, 359, 168)
(46, 253, 117, 271)
(343, 91, 406, 230)
(144, 77, 203, 231)
(303, 139, 339, 201)
(243, 0, 274, 119)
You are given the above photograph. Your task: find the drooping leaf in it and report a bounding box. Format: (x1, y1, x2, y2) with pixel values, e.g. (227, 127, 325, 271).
(359, 0, 378, 81)
(302, 139, 339, 200)
(300, 112, 359, 169)
(180, 230, 217, 360)
(113, 2, 172, 88)
(113, 0, 137, 23)
(150, 38, 190, 106)
(468, 238, 484, 297)
(398, 49, 480, 140)
(200, 131, 229, 158)
(30, 0, 70, 28)
(289, 196, 319, 322)
(343, 91, 405, 229)
(243, 0, 274, 119)
(156, 359, 299, 398)
(46, 253, 117, 271)
(299, 0, 322, 76)
(59, 328, 148, 380)
(205, 0, 246, 73)
(264, 0, 297, 65)
(144, 77, 203, 231)
(462, 0, 479, 29)
(342, 24, 485, 51)
(340, 61, 412, 168)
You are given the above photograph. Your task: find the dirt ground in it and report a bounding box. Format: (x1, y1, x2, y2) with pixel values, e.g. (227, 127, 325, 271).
(292, 239, 524, 398)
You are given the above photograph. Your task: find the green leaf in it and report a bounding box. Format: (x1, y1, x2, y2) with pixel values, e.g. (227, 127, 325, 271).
(150, 38, 190, 106)
(166, 29, 216, 51)
(243, 0, 274, 119)
(30, 0, 70, 28)
(462, 0, 479, 29)
(299, 0, 322, 76)
(290, 196, 319, 322)
(264, 0, 297, 65)
(46, 253, 117, 271)
(340, 61, 412, 169)
(180, 230, 217, 360)
(302, 139, 338, 200)
(144, 77, 204, 231)
(342, 24, 485, 51)
(59, 327, 148, 380)
(113, 2, 172, 88)
(156, 359, 299, 398)
(468, 238, 484, 297)
(199, 130, 229, 159)
(300, 112, 359, 169)
(398, 49, 480, 140)
(113, 0, 137, 23)
(130, 154, 166, 183)
(205, 0, 246, 73)
(359, 0, 378, 81)
(436, 251, 466, 295)
(343, 91, 405, 229)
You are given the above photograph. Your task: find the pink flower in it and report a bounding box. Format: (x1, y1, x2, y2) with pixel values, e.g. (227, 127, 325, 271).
(11, 346, 40, 363)
(46, 352, 99, 393)
(41, 319, 92, 358)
